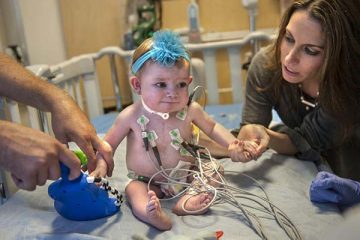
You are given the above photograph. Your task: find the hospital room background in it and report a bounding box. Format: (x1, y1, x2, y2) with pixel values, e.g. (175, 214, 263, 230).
(3, 1, 349, 240)
(0, 0, 289, 199)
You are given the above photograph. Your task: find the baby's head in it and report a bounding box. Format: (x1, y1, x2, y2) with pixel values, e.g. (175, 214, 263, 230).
(131, 30, 190, 77)
(130, 30, 192, 117)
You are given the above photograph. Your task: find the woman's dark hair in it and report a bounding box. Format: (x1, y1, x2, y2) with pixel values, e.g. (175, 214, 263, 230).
(265, 0, 360, 138)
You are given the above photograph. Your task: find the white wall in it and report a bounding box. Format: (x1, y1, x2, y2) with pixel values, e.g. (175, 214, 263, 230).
(0, 0, 67, 65)
(0, 0, 20, 51)
(19, 0, 66, 65)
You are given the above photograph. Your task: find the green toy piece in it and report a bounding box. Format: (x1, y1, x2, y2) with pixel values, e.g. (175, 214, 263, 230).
(73, 149, 88, 166)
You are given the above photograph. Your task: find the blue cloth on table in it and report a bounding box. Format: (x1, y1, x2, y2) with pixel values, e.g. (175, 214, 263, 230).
(91, 112, 119, 133)
(205, 103, 282, 130)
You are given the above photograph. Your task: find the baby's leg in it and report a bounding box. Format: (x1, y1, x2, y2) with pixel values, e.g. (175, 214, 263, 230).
(125, 180, 172, 230)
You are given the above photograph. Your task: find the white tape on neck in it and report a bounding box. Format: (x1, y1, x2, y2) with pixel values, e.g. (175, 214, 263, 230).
(141, 98, 169, 120)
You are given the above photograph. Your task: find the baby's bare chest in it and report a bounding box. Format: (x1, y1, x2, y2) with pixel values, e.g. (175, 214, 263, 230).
(146, 118, 193, 148)
(126, 115, 195, 175)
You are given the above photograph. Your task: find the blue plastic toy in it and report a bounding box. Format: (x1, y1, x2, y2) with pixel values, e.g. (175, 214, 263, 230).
(48, 162, 121, 221)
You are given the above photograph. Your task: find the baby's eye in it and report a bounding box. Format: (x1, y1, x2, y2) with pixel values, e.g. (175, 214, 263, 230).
(155, 82, 167, 88)
(178, 82, 187, 88)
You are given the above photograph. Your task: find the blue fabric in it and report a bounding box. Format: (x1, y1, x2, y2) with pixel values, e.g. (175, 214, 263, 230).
(48, 164, 119, 221)
(91, 112, 118, 133)
(310, 171, 360, 206)
(205, 103, 282, 130)
(131, 30, 190, 74)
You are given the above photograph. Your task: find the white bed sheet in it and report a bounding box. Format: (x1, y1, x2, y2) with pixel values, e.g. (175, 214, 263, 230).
(0, 137, 343, 240)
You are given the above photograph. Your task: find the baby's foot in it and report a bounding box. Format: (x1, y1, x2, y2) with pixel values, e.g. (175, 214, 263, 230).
(181, 193, 214, 215)
(146, 191, 172, 230)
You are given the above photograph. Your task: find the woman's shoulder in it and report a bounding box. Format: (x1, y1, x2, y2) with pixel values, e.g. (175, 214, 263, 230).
(252, 46, 272, 64)
(247, 46, 275, 87)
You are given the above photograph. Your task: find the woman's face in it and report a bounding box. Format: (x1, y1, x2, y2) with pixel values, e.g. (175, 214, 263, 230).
(280, 10, 325, 86)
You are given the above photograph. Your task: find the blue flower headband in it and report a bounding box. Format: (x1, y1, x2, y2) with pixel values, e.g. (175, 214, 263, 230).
(131, 30, 190, 74)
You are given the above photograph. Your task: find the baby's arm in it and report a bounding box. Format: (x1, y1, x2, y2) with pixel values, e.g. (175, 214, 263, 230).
(190, 102, 235, 148)
(91, 105, 135, 177)
(91, 153, 109, 177)
(190, 103, 259, 162)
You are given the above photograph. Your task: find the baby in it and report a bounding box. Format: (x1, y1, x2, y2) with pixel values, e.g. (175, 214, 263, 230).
(93, 30, 257, 230)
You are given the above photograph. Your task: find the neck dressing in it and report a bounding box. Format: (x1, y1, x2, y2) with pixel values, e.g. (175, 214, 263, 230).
(141, 98, 169, 120)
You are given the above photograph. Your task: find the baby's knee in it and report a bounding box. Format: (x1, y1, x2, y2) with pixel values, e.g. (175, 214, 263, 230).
(125, 180, 137, 194)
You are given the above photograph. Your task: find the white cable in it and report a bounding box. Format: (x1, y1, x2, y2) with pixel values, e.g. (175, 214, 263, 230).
(140, 141, 302, 240)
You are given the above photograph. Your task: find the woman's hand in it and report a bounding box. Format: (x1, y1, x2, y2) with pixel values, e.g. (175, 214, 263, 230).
(228, 139, 258, 162)
(237, 124, 270, 158)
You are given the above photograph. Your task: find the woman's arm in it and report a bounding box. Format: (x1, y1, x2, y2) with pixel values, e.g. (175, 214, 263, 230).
(266, 128, 298, 154)
(236, 124, 297, 157)
(241, 48, 275, 127)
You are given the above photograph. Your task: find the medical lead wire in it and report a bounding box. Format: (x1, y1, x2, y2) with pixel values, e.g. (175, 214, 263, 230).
(86, 176, 123, 206)
(140, 87, 301, 239)
(145, 143, 302, 240)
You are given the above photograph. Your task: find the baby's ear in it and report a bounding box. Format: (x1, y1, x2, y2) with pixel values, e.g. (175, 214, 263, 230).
(130, 76, 141, 95)
(188, 76, 193, 85)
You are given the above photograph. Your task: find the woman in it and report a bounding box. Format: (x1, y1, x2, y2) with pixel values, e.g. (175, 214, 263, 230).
(240, 0, 360, 180)
(210, 0, 360, 181)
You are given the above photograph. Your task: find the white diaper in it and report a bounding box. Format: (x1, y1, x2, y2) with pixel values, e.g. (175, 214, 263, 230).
(161, 160, 192, 197)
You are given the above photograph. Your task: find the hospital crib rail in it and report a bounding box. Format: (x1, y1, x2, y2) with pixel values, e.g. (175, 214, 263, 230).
(95, 30, 273, 107)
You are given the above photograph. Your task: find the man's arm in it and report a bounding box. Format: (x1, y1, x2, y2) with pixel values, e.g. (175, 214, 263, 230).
(0, 53, 62, 111)
(0, 53, 113, 175)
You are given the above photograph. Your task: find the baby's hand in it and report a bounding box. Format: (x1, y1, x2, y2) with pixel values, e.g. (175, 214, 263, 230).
(228, 139, 258, 162)
(90, 153, 110, 178)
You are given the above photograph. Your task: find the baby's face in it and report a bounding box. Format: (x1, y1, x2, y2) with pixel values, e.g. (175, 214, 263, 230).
(139, 61, 192, 114)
